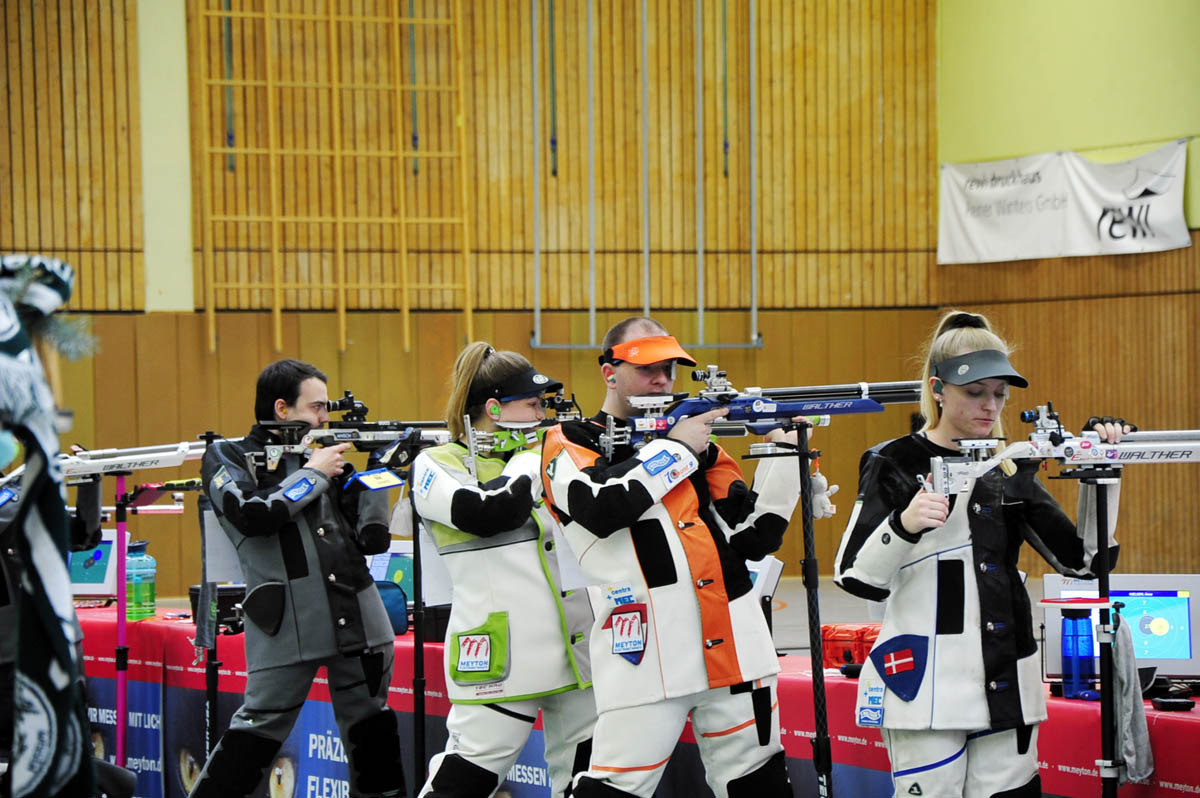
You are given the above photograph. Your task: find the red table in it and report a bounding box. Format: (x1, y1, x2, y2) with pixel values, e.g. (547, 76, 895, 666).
(79, 608, 1200, 798)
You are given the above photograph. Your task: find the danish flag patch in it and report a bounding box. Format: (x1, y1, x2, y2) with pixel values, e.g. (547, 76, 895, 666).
(883, 649, 916, 675)
(868, 634, 928, 702)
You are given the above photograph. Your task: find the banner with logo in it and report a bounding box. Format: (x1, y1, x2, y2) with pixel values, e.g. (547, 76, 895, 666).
(938, 139, 1190, 264)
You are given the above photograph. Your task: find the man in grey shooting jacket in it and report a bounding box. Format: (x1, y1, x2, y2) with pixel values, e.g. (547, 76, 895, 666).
(188, 359, 405, 798)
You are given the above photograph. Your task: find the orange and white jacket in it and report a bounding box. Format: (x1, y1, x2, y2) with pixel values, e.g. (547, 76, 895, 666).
(541, 414, 800, 712)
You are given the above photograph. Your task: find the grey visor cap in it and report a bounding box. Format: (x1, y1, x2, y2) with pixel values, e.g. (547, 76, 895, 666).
(931, 349, 1029, 388)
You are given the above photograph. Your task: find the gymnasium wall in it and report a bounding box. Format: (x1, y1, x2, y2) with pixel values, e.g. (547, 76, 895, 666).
(183, 0, 938, 313)
(5, 0, 1200, 593)
(0, 0, 144, 310)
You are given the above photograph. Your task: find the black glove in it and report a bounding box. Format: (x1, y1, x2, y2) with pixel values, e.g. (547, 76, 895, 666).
(1085, 416, 1138, 433)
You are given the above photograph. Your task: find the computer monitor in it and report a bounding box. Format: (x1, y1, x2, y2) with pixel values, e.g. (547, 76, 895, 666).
(1042, 573, 1200, 680)
(366, 539, 414, 603)
(67, 529, 128, 597)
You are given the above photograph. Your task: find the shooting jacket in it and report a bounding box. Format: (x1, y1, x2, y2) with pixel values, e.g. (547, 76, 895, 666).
(201, 425, 394, 672)
(541, 414, 799, 713)
(412, 442, 593, 704)
(833, 433, 1120, 731)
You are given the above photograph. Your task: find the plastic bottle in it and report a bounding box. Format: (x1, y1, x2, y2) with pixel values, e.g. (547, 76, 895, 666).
(1061, 610, 1098, 699)
(126, 540, 157, 621)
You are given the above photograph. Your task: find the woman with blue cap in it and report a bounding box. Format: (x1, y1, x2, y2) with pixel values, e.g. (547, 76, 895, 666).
(833, 310, 1129, 797)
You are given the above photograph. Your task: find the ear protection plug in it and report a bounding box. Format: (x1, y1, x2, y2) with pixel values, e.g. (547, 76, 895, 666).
(607, 377, 616, 384)
(488, 404, 502, 418)
(932, 379, 944, 394)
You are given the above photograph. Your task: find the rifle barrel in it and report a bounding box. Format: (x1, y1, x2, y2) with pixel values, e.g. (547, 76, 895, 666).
(758, 380, 921, 404)
(1118, 429, 1200, 443)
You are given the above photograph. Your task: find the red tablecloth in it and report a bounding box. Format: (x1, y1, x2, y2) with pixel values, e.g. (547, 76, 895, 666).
(79, 608, 1200, 797)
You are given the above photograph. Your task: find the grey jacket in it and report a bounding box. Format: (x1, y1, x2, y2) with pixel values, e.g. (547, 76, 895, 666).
(201, 425, 394, 671)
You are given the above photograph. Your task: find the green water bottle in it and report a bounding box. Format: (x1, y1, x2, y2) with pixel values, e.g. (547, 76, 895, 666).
(126, 540, 156, 621)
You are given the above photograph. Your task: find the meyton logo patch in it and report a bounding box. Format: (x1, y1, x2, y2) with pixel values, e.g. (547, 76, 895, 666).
(283, 477, 315, 502)
(456, 634, 491, 672)
(602, 603, 647, 665)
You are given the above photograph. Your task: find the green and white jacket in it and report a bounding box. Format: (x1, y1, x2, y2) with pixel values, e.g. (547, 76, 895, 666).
(412, 442, 593, 704)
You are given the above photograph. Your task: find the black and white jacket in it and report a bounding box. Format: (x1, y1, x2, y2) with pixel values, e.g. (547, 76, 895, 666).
(833, 433, 1118, 731)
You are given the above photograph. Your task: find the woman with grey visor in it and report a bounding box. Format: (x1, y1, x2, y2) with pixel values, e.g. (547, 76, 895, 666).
(411, 342, 596, 798)
(832, 310, 1129, 798)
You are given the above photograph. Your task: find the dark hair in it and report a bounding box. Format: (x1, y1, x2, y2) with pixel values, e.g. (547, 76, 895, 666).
(254, 359, 327, 421)
(600, 316, 668, 354)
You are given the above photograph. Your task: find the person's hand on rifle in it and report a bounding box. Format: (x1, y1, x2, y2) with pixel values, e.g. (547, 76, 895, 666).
(307, 442, 351, 477)
(1087, 415, 1134, 444)
(900, 476, 950, 535)
(668, 408, 728, 454)
(764, 415, 817, 445)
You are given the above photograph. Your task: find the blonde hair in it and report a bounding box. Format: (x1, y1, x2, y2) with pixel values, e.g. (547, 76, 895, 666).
(918, 312, 1016, 466)
(444, 342, 533, 440)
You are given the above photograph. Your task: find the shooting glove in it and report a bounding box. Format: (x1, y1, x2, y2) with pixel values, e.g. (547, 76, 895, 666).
(1085, 416, 1138, 434)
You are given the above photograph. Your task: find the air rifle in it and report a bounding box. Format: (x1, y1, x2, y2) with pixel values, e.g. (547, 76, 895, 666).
(608, 365, 921, 455)
(922, 402, 1200, 497)
(261, 391, 449, 471)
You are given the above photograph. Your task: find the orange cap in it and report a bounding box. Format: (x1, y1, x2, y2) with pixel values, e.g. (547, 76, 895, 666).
(601, 335, 696, 367)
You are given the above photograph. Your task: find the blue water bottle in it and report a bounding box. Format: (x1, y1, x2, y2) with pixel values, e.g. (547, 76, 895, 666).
(126, 540, 157, 621)
(1060, 609, 1098, 700)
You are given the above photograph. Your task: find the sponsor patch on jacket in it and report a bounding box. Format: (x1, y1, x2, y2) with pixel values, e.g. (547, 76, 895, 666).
(0, 486, 16, 507)
(857, 680, 885, 727)
(414, 465, 437, 499)
(283, 477, 315, 502)
(639, 448, 674, 476)
(868, 634, 929, 702)
(456, 633, 491, 672)
(211, 466, 232, 491)
(601, 582, 636, 607)
(602, 603, 647, 665)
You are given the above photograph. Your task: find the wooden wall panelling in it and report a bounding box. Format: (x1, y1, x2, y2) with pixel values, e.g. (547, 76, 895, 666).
(2, 0, 143, 311)
(0, 6, 11, 252)
(939, 232, 1200, 306)
(132, 314, 183, 591)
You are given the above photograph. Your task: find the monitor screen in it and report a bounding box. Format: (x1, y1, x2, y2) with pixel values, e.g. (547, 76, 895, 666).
(67, 529, 127, 597)
(366, 539, 414, 603)
(1043, 573, 1200, 680)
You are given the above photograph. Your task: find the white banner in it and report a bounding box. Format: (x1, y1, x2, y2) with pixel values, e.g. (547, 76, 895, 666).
(938, 139, 1190, 264)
